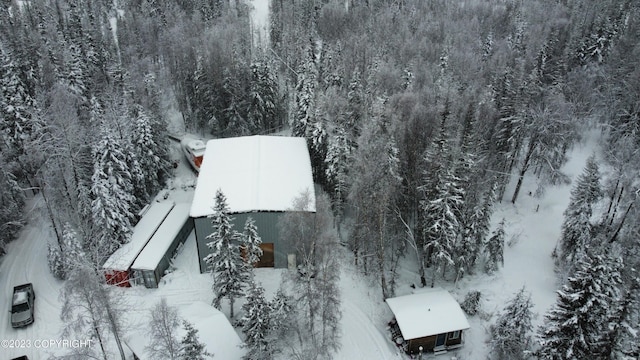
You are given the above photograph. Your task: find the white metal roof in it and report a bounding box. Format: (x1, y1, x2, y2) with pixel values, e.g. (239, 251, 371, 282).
(190, 135, 316, 217)
(131, 203, 191, 271)
(385, 288, 470, 340)
(102, 201, 175, 271)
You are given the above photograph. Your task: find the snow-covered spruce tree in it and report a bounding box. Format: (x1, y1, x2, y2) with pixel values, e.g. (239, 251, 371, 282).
(241, 278, 272, 360)
(324, 123, 352, 224)
(204, 189, 246, 319)
(146, 298, 181, 360)
(609, 276, 640, 359)
(48, 242, 65, 280)
(241, 217, 262, 266)
(488, 287, 534, 360)
(423, 165, 464, 286)
(179, 320, 212, 360)
(556, 155, 601, 266)
(269, 287, 295, 340)
(484, 219, 506, 274)
(222, 66, 250, 136)
(0, 155, 25, 255)
(246, 60, 278, 132)
(0, 50, 43, 154)
(48, 222, 87, 279)
(460, 290, 482, 316)
(292, 43, 317, 138)
(467, 182, 496, 271)
(537, 252, 623, 360)
(90, 121, 135, 257)
(131, 104, 168, 202)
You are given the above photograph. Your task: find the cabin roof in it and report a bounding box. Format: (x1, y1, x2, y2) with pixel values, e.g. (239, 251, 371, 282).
(190, 135, 315, 217)
(102, 201, 175, 271)
(385, 288, 470, 340)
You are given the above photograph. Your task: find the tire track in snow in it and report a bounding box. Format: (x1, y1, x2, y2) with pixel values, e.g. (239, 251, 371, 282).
(338, 297, 400, 359)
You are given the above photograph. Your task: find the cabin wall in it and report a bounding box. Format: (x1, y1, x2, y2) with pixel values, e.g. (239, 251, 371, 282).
(195, 212, 293, 272)
(407, 330, 465, 354)
(408, 335, 436, 353)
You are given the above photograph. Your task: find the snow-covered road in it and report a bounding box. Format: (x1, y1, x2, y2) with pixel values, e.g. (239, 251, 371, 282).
(0, 197, 66, 359)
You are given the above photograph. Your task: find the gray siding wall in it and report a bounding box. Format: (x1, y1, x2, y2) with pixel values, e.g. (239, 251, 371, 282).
(142, 217, 195, 288)
(195, 212, 292, 272)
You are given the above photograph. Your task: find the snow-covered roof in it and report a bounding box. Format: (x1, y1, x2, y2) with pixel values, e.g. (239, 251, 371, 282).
(385, 288, 470, 340)
(190, 135, 316, 217)
(131, 203, 191, 271)
(181, 137, 206, 156)
(102, 201, 175, 271)
(179, 301, 245, 358)
(126, 301, 244, 359)
(12, 291, 27, 305)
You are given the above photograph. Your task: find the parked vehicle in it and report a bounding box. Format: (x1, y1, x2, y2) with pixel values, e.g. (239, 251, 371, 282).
(180, 137, 206, 172)
(11, 283, 35, 328)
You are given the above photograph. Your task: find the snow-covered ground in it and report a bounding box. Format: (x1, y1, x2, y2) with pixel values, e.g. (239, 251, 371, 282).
(0, 127, 600, 359)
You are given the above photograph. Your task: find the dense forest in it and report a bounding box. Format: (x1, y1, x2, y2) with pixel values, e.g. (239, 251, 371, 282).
(1, 0, 639, 358)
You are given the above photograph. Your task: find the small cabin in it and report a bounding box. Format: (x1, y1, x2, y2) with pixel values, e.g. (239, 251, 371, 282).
(385, 288, 470, 355)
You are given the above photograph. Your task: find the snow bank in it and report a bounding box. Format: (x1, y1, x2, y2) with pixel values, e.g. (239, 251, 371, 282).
(190, 136, 315, 217)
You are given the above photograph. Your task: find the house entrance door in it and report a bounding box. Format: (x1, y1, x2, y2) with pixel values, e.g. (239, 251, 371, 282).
(435, 333, 446, 347)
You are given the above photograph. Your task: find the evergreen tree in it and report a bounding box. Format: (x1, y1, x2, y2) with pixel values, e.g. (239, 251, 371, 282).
(324, 124, 352, 221)
(345, 69, 363, 142)
(269, 288, 295, 340)
(609, 277, 640, 359)
(90, 122, 135, 257)
(423, 164, 464, 285)
(48, 242, 65, 280)
(179, 320, 212, 360)
(557, 155, 602, 265)
(292, 44, 317, 138)
(0, 155, 25, 255)
(241, 217, 262, 266)
(60, 222, 86, 275)
(203, 189, 246, 318)
(538, 253, 623, 360)
(241, 278, 272, 360)
(222, 66, 249, 136)
(484, 219, 505, 274)
(0, 50, 43, 153)
(489, 287, 535, 360)
(467, 183, 496, 270)
(64, 42, 88, 101)
(131, 104, 167, 201)
(246, 61, 278, 132)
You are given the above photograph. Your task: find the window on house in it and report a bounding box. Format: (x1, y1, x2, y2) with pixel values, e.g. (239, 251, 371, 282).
(448, 331, 460, 340)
